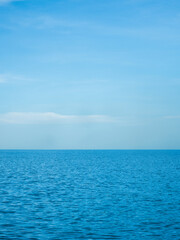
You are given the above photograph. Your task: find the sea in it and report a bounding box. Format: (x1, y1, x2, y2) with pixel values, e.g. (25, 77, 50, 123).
(0, 150, 179, 239)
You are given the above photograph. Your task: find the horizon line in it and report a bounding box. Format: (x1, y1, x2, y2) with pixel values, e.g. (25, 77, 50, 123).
(0, 149, 180, 151)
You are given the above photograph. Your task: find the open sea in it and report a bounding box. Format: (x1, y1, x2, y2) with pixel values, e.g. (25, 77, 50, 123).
(0, 150, 179, 239)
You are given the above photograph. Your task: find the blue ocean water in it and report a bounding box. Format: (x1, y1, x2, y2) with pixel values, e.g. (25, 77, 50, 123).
(0, 150, 179, 240)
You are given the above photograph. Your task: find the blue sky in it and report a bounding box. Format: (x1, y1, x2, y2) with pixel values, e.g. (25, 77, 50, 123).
(0, 0, 180, 149)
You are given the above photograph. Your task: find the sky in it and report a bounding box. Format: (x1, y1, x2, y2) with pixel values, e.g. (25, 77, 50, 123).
(0, 0, 180, 149)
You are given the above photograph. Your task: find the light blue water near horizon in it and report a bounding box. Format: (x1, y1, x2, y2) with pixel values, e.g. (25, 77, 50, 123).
(0, 150, 179, 239)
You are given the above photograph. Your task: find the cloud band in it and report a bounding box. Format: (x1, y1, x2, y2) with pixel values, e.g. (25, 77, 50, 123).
(0, 112, 116, 124)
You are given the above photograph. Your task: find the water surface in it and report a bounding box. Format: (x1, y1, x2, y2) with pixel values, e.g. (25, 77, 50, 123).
(0, 150, 179, 239)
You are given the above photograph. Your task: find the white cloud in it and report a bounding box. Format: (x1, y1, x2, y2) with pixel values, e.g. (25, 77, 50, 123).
(0, 74, 33, 83)
(18, 15, 88, 31)
(0, 0, 21, 4)
(0, 112, 117, 124)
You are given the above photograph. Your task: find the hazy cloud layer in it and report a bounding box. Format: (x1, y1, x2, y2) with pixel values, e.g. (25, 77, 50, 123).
(164, 116, 180, 119)
(0, 75, 6, 83)
(0, 112, 116, 124)
(15, 14, 180, 42)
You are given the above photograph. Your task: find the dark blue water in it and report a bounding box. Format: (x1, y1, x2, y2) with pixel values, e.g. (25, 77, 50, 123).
(0, 150, 179, 239)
